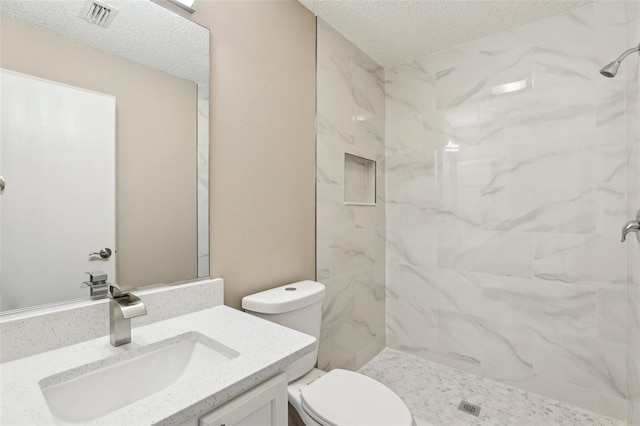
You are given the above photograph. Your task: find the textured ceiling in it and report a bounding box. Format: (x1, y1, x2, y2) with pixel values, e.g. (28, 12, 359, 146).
(0, 0, 209, 84)
(298, 0, 598, 67)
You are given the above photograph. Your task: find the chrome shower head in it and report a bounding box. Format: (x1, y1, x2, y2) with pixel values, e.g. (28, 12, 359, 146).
(600, 43, 640, 78)
(600, 61, 621, 78)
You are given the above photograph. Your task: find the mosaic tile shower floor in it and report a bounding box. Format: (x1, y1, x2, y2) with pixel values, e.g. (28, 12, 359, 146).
(359, 349, 623, 426)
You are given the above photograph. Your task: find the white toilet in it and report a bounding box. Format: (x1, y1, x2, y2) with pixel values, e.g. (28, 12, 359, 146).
(242, 280, 414, 426)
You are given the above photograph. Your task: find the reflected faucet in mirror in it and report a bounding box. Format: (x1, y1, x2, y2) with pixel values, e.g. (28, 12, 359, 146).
(108, 282, 147, 347)
(82, 271, 110, 299)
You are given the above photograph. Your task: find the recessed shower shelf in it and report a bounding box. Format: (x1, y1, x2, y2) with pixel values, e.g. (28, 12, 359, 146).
(344, 153, 376, 206)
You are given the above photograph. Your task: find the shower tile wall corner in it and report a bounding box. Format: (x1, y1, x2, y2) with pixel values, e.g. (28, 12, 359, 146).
(626, 1, 640, 424)
(316, 19, 386, 371)
(385, 2, 634, 421)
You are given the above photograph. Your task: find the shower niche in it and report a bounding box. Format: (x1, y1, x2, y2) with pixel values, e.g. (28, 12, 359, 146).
(344, 153, 376, 206)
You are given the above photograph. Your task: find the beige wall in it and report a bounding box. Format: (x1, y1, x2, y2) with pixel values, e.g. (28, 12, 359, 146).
(1, 19, 198, 289)
(191, 0, 317, 309)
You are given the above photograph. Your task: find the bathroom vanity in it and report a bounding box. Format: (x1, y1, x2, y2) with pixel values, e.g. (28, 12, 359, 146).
(0, 304, 315, 425)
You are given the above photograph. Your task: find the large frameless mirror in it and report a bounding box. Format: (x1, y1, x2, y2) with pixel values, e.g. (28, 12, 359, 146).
(0, 0, 210, 313)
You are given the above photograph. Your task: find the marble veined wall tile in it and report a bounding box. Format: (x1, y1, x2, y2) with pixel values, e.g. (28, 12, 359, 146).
(317, 183, 362, 233)
(530, 185, 597, 234)
(320, 277, 384, 371)
(533, 329, 627, 400)
(595, 138, 626, 188)
(480, 276, 597, 336)
(438, 229, 533, 277)
(382, 2, 631, 418)
(597, 289, 627, 344)
(437, 310, 484, 362)
(317, 68, 355, 146)
(317, 19, 386, 372)
(317, 135, 345, 187)
(391, 190, 448, 229)
(629, 296, 640, 380)
(478, 317, 534, 377)
(354, 108, 384, 161)
(353, 275, 385, 331)
(385, 62, 435, 114)
(353, 203, 384, 234)
(386, 152, 437, 193)
(479, 186, 538, 231)
(627, 0, 640, 422)
(320, 269, 359, 328)
(442, 142, 533, 190)
(385, 105, 427, 155)
(514, 374, 625, 421)
(386, 297, 438, 356)
(394, 265, 482, 316)
(480, 85, 595, 147)
(386, 228, 437, 267)
(320, 301, 383, 372)
(597, 78, 626, 129)
(629, 7, 640, 403)
(435, 47, 532, 110)
(533, 141, 595, 186)
(597, 185, 627, 236)
(529, 27, 625, 92)
(330, 227, 376, 277)
(352, 53, 385, 115)
(595, 1, 627, 28)
(628, 356, 640, 425)
(318, 319, 357, 371)
(534, 233, 625, 288)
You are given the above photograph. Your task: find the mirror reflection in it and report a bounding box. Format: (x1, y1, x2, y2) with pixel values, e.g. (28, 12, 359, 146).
(0, 0, 210, 312)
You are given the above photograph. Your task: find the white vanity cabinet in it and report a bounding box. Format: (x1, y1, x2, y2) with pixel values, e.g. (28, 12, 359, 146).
(198, 373, 287, 426)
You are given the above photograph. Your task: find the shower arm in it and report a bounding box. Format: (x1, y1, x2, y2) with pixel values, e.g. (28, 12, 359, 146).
(613, 43, 640, 63)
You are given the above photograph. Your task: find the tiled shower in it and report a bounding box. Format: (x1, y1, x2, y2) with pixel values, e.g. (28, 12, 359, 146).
(316, 1, 640, 423)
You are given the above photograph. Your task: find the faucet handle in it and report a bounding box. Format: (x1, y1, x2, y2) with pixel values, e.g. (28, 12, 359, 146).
(85, 271, 107, 284)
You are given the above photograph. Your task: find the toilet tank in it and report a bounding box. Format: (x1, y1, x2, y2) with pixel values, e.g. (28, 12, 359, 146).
(242, 281, 325, 381)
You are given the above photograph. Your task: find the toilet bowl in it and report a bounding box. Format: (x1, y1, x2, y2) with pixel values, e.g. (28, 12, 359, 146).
(289, 368, 413, 426)
(242, 281, 413, 426)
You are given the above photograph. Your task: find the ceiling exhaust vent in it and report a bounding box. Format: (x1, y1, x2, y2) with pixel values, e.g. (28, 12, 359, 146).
(79, 0, 118, 28)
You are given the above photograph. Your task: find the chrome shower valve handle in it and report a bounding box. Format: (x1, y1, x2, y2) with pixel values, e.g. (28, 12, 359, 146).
(621, 210, 640, 243)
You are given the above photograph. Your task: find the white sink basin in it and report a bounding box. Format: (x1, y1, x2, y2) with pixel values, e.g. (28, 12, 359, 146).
(39, 332, 239, 424)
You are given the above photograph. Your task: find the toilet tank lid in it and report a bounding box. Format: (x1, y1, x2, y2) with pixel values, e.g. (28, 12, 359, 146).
(242, 281, 325, 314)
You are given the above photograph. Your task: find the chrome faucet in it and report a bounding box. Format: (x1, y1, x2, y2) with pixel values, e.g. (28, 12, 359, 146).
(621, 210, 640, 243)
(108, 283, 147, 347)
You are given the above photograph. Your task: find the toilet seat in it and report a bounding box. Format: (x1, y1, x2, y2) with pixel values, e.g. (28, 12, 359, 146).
(300, 369, 413, 426)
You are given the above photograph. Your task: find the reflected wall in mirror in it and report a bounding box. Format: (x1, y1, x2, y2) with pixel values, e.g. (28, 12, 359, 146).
(0, 0, 210, 313)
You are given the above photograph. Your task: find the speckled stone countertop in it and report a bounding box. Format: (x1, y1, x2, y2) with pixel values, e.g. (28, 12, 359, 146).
(0, 305, 316, 426)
